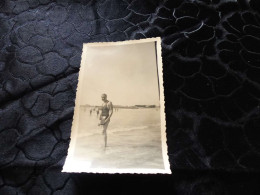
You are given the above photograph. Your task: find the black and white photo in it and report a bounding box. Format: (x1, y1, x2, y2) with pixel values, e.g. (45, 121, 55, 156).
(63, 38, 170, 174)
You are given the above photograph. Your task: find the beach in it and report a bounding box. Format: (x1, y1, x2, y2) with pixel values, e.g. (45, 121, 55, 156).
(73, 107, 164, 170)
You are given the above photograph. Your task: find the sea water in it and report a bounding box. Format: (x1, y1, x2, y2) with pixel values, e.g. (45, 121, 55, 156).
(74, 107, 164, 169)
(77, 107, 161, 137)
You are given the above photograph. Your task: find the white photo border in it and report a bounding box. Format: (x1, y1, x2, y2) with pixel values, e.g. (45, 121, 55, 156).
(62, 37, 171, 174)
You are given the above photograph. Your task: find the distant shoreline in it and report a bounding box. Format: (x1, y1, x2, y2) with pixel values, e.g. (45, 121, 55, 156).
(80, 105, 160, 109)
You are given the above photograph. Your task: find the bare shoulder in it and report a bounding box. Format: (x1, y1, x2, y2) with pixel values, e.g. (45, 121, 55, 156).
(108, 101, 113, 108)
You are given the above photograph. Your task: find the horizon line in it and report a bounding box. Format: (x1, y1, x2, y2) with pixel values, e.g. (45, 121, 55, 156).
(80, 104, 160, 107)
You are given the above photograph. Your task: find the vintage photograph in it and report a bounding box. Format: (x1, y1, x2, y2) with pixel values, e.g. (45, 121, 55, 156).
(63, 38, 170, 174)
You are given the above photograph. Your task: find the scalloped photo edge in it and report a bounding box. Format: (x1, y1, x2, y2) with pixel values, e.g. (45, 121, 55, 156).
(62, 37, 171, 174)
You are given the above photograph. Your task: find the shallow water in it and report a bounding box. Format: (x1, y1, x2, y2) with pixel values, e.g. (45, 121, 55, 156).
(74, 107, 164, 169)
(78, 107, 161, 135)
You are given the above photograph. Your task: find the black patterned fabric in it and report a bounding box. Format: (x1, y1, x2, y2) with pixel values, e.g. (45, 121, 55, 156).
(0, 0, 260, 194)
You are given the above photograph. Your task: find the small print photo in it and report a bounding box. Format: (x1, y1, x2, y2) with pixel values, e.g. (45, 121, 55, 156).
(63, 38, 170, 174)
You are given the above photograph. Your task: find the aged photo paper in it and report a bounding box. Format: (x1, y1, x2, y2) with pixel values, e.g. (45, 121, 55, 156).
(63, 38, 171, 174)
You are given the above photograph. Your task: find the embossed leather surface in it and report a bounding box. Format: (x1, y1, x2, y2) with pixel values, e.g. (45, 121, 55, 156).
(0, 0, 260, 194)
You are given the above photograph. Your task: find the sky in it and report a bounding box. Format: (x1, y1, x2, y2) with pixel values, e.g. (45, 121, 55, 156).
(80, 41, 160, 106)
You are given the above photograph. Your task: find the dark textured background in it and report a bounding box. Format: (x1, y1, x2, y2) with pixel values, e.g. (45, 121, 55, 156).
(0, 0, 260, 194)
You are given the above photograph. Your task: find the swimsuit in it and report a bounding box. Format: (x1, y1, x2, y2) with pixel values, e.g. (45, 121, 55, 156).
(101, 102, 110, 117)
(100, 102, 110, 125)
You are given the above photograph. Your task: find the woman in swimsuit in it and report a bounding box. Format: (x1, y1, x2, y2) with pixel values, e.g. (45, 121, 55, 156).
(98, 94, 113, 148)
